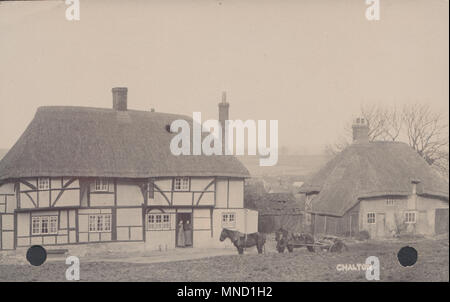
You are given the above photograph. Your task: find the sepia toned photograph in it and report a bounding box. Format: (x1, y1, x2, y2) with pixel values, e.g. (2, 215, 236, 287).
(0, 0, 448, 287)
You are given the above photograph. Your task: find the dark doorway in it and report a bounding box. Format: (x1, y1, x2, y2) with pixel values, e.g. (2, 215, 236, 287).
(176, 212, 193, 248)
(350, 213, 359, 237)
(435, 208, 449, 235)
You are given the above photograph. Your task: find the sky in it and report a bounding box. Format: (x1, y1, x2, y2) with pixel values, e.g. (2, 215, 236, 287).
(0, 0, 448, 154)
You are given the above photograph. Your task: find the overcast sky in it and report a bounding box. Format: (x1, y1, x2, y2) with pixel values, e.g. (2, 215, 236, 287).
(0, 0, 448, 154)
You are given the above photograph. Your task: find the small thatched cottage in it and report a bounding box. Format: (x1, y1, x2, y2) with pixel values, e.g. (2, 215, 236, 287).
(0, 87, 257, 251)
(299, 118, 449, 238)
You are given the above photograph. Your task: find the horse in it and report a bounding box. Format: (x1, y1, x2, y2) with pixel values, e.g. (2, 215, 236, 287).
(219, 228, 266, 255)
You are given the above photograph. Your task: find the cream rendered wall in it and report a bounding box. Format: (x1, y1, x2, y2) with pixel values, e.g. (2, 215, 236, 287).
(191, 178, 214, 191)
(359, 198, 408, 238)
(144, 208, 176, 250)
(116, 207, 143, 241)
(215, 178, 228, 208)
(116, 181, 144, 206)
(416, 196, 448, 235)
(0, 182, 15, 214)
(192, 208, 213, 248)
(89, 193, 114, 207)
(18, 178, 80, 209)
(212, 208, 258, 249)
(20, 210, 67, 247)
(228, 179, 244, 208)
(52, 178, 80, 207)
(78, 208, 112, 243)
(359, 195, 449, 238)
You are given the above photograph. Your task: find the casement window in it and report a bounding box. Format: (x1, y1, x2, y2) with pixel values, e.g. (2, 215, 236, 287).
(386, 198, 395, 206)
(88, 214, 112, 232)
(222, 213, 236, 228)
(31, 216, 58, 235)
(174, 177, 189, 191)
(367, 212, 376, 224)
(94, 178, 109, 192)
(38, 178, 50, 190)
(404, 211, 416, 224)
(147, 214, 171, 230)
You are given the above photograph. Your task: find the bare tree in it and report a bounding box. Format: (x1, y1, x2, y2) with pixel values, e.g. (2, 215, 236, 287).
(327, 103, 449, 178)
(402, 104, 449, 177)
(325, 104, 393, 155)
(380, 107, 403, 141)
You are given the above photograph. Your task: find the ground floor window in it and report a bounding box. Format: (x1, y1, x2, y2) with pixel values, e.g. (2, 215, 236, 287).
(148, 213, 171, 230)
(31, 216, 58, 235)
(222, 212, 236, 228)
(404, 211, 416, 224)
(88, 214, 112, 232)
(367, 212, 376, 224)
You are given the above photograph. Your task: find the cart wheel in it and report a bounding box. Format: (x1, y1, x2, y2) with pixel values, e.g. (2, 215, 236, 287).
(277, 246, 285, 253)
(287, 245, 294, 253)
(307, 245, 315, 253)
(329, 240, 347, 253)
(328, 243, 335, 252)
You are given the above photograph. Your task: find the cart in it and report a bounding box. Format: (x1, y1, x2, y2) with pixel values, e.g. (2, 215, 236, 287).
(275, 230, 348, 253)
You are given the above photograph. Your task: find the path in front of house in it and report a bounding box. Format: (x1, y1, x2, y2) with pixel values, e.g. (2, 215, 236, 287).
(45, 246, 264, 265)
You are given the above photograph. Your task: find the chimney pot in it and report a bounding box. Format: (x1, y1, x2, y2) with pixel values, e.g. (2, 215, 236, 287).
(218, 91, 230, 153)
(112, 87, 128, 111)
(352, 117, 369, 143)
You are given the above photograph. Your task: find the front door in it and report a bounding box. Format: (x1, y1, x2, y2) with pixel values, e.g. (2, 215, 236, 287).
(176, 213, 193, 247)
(435, 208, 449, 235)
(376, 213, 385, 238)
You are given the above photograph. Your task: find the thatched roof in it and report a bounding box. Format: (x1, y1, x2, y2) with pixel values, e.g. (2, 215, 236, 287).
(299, 141, 449, 216)
(0, 106, 249, 180)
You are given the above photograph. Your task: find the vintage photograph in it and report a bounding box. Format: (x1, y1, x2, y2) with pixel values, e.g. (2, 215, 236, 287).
(0, 0, 448, 284)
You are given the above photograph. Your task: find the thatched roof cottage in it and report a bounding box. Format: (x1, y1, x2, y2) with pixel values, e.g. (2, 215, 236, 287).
(0, 87, 257, 251)
(299, 118, 449, 238)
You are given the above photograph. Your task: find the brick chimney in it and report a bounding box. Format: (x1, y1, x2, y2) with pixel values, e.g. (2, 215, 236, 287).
(352, 117, 369, 143)
(112, 87, 128, 111)
(218, 91, 229, 151)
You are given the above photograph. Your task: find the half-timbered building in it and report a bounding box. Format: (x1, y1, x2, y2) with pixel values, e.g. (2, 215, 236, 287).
(0, 87, 257, 250)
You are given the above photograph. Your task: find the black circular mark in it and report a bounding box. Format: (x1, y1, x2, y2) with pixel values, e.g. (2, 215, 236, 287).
(397, 246, 418, 267)
(26, 245, 47, 266)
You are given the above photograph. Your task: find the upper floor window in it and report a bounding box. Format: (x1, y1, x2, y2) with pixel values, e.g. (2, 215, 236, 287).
(32, 216, 58, 235)
(386, 198, 395, 206)
(367, 212, 376, 224)
(405, 211, 416, 224)
(222, 212, 236, 228)
(38, 178, 50, 190)
(94, 178, 109, 192)
(174, 177, 189, 191)
(88, 214, 111, 232)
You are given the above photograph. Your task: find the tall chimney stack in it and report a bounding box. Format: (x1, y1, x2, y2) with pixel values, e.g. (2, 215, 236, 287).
(352, 117, 369, 143)
(112, 87, 128, 111)
(218, 91, 229, 152)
